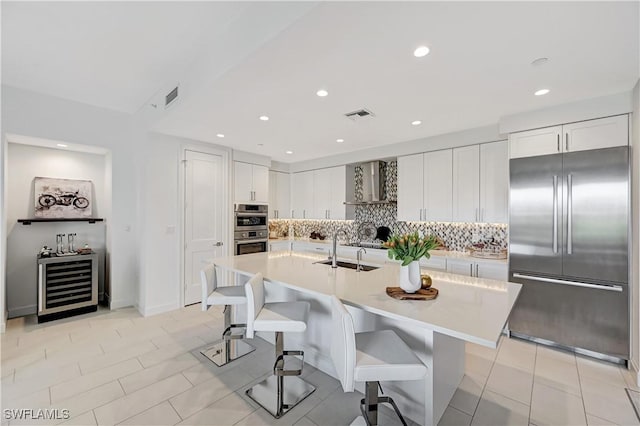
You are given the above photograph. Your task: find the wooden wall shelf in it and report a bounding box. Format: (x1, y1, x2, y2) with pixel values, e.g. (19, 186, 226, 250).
(18, 218, 104, 225)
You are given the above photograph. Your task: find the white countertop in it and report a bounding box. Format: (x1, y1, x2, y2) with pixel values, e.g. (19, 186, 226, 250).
(211, 252, 521, 348)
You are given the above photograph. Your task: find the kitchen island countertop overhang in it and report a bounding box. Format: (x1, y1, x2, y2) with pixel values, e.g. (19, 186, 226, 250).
(208, 251, 521, 349)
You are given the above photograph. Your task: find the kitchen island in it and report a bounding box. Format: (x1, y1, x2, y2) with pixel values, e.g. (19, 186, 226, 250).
(209, 252, 521, 425)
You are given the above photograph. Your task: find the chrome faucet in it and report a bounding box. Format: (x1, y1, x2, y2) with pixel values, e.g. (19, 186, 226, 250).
(356, 247, 367, 272)
(331, 228, 349, 268)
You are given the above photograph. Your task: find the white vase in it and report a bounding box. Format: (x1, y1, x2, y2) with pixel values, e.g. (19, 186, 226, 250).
(399, 260, 421, 293)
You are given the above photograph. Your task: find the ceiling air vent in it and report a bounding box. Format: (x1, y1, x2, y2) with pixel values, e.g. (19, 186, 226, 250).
(165, 86, 179, 108)
(345, 108, 375, 121)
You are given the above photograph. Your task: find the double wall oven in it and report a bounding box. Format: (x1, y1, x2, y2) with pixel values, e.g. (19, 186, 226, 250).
(234, 204, 268, 255)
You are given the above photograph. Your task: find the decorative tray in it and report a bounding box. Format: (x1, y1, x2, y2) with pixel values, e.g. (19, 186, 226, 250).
(468, 246, 507, 260)
(386, 287, 438, 300)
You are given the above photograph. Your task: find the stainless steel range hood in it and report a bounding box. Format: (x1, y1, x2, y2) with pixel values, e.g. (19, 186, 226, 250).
(344, 161, 396, 205)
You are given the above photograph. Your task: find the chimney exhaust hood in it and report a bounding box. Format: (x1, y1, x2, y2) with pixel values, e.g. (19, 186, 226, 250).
(344, 161, 396, 206)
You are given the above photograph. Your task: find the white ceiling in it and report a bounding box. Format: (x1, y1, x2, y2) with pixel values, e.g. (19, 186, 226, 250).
(3, 2, 639, 163)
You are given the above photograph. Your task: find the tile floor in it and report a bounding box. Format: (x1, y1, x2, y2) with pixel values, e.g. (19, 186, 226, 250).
(1, 304, 638, 426)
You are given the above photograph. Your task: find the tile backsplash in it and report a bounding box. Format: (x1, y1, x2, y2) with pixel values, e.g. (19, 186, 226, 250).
(270, 159, 508, 252)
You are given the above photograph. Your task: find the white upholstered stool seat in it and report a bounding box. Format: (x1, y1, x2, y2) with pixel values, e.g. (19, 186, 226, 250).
(200, 265, 255, 366)
(330, 296, 427, 426)
(244, 273, 316, 419)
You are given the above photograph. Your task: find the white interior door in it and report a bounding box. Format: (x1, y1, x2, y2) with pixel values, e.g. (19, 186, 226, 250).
(184, 150, 224, 305)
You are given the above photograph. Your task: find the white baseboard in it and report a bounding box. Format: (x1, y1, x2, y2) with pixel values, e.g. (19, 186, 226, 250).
(630, 359, 640, 387)
(109, 299, 134, 310)
(140, 302, 180, 317)
(8, 304, 37, 318)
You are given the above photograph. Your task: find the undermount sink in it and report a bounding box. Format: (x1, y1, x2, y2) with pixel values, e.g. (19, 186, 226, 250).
(314, 259, 379, 272)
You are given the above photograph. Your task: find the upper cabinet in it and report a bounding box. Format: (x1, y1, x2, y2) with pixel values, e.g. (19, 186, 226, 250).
(509, 115, 628, 159)
(399, 142, 507, 224)
(291, 170, 314, 219)
(452, 145, 480, 222)
(268, 171, 290, 219)
(291, 166, 346, 220)
(234, 161, 268, 204)
(479, 141, 508, 223)
(398, 150, 453, 222)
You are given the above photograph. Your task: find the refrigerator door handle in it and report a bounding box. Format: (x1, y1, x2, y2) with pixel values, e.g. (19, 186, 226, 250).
(553, 175, 558, 254)
(567, 174, 573, 254)
(512, 273, 623, 292)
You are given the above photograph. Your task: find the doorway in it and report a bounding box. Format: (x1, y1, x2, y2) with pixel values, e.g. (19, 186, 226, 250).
(182, 149, 227, 305)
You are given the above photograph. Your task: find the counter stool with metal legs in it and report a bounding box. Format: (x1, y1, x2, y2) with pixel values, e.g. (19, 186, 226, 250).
(329, 295, 427, 426)
(244, 273, 316, 418)
(200, 264, 255, 366)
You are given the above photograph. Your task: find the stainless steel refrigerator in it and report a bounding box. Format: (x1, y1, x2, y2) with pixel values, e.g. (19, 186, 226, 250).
(508, 146, 630, 363)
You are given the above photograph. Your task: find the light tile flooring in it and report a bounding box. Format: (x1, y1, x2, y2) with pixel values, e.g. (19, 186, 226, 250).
(1, 304, 639, 426)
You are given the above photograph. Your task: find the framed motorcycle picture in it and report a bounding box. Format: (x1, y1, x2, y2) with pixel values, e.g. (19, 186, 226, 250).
(34, 177, 93, 218)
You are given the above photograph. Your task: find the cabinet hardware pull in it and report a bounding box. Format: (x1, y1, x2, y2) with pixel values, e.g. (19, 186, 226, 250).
(567, 174, 573, 254)
(552, 176, 558, 253)
(565, 133, 569, 151)
(475, 264, 479, 277)
(557, 134, 560, 152)
(512, 273, 623, 292)
(469, 264, 473, 276)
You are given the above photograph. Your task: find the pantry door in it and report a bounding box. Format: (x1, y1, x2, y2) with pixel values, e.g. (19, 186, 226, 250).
(184, 150, 224, 305)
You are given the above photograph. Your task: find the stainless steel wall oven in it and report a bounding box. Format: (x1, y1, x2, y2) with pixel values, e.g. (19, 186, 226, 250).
(234, 204, 268, 255)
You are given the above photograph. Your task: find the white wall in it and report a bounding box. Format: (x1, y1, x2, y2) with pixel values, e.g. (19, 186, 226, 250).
(136, 132, 231, 316)
(2, 85, 139, 310)
(5, 143, 109, 317)
(1, 133, 7, 332)
(631, 79, 640, 378)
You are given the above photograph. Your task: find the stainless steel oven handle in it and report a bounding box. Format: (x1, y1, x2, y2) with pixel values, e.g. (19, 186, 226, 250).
(553, 175, 558, 254)
(512, 273, 623, 292)
(235, 212, 267, 217)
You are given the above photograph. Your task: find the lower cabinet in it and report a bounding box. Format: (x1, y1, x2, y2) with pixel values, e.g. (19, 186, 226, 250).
(269, 241, 291, 252)
(419, 256, 447, 272)
(291, 241, 331, 256)
(446, 258, 507, 281)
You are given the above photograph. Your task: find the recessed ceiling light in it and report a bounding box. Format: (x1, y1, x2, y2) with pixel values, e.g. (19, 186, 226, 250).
(316, 89, 328, 97)
(411, 120, 422, 126)
(534, 89, 550, 96)
(56, 143, 68, 148)
(531, 57, 549, 67)
(259, 115, 269, 121)
(216, 133, 225, 138)
(336, 139, 344, 143)
(285, 150, 293, 155)
(413, 46, 430, 58)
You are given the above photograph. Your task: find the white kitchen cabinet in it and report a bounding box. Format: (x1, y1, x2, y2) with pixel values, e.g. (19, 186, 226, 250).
(419, 255, 447, 272)
(234, 161, 268, 203)
(291, 171, 314, 218)
(293, 166, 346, 220)
(291, 241, 331, 256)
(509, 115, 628, 159)
(397, 154, 424, 221)
(269, 240, 291, 252)
(424, 150, 453, 222)
(509, 126, 562, 159)
(446, 258, 507, 280)
(398, 151, 452, 222)
(452, 145, 480, 222)
(563, 115, 628, 153)
(479, 141, 508, 223)
(268, 171, 290, 219)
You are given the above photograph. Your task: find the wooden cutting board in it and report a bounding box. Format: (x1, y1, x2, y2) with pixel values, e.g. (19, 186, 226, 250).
(386, 287, 438, 300)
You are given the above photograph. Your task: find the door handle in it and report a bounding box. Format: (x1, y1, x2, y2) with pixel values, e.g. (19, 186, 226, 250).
(214, 241, 224, 246)
(567, 174, 573, 254)
(38, 264, 43, 313)
(552, 175, 558, 254)
(512, 273, 623, 292)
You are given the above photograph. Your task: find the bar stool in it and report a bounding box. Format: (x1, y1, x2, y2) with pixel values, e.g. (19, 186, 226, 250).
(329, 295, 427, 426)
(200, 264, 255, 366)
(244, 273, 316, 418)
